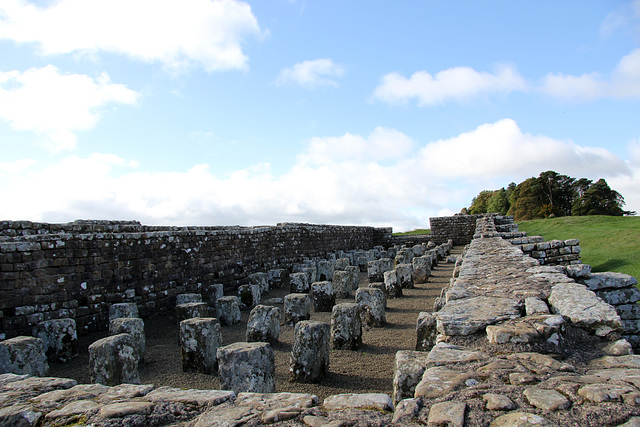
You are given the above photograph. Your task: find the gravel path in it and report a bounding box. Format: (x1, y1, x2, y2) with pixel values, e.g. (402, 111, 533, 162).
(49, 248, 458, 401)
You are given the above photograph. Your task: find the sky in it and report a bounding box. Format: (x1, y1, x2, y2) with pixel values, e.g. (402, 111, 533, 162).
(1, 0, 639, 231)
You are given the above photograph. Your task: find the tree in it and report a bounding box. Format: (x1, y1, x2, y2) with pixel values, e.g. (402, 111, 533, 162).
(487, 188, 510, 215)
(508, 178, 543, 220)
(469, 190, 493, 214)
(536, 170, 575, 217)
(572, 179, 626, 216)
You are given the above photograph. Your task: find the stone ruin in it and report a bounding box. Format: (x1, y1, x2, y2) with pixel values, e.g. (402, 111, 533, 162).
(0, 216, 640, 425)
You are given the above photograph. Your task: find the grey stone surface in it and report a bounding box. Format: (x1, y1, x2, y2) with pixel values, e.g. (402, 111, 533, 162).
(412, 255, 431, 284)
(179, 317, 222, 374)
(175, 302, 210, 323)
(416, 311, 437, 352)
(108, 303, 139, 322)
(238, 284, 261, 309)
(246, 305, 281, 343)
(290, 321, 330, 383)
(330, 303, 361, 350)
(290, 272, 310, 293)
(427, 401, 466, 427)
(311, 281, 335, 312)
(249, 272, 269, 295)
(331, 271, 352, 299)
(395, 263, 414, 289)
(548, 282, 622, 337)
(355, 287, 386, 327)
(284, 293, 312, 326)
(0, 336, 49, 377)
(109, 317, 145, 362)
(435, 296, 522, 336)
(217, 342, 276, 394)
(217, 296, 241, 326)
(32, 318, 78, 363)
(584, 272, 638, 291)
(88, 333, 139, 386)
(323, 393, 392, 411)
(176, 293, 202, 306)
(383, 269, 402, 298)
(392, 350, 430, 405)
(268, 268, 289, 290)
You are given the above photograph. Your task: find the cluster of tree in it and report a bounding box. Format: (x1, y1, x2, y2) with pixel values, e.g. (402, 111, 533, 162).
(464, 171, 635, 221)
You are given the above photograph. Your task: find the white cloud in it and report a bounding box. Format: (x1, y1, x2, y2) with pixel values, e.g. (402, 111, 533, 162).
(372, 64, 527, 105)
(0, 65, 139, 151)
(600, 0, 640, 39)
(1, 120, 637, 232)
(0, 0, 264, 72)
(542, 49, 640, 100)
(277, 58, 344, 88)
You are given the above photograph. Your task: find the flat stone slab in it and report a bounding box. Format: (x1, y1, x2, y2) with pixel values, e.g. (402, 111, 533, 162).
(414, 366, 475, 399)
(548, 282, 622, 337)
(490, 412, 554, 426)
(323, 393, 393, 412)
(523, 387, 570, 411)
(426, 342, 487, 366)
(427, 401, 466, 427)
(436, 296, 522, 336)
(99, 401, 155, 418)
(584, 272, 638, 291)
(144, 386, 234, 407)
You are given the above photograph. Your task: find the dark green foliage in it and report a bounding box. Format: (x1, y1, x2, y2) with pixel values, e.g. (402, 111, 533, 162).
(469, 171, 631, 221)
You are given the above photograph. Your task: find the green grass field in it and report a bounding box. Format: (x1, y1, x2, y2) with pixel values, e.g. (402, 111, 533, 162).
(393, 228, 430, 236)
(518, 216, 640, 280)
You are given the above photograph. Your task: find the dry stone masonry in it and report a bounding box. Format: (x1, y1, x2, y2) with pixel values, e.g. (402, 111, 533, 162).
(1, 215, 640, 426)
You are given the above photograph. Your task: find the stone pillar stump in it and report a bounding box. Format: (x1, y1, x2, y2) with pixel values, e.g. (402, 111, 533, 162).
(32, 318, 78, 363)
(284, 294, 312, 326)
(331, 303, 362, 350)
(176, 302, 210, 323)
(109, 303, 139, 322)
(109, 317, 145, 362)
(246, 305, 281, 343)
(217, 296, 241, 326)
(311, 281, 335, 312)
(0, 336, 49, 376)
(356, 288, 386, 327)
(179, 317, 222, 374)
(290, 272, 310, 293)
(88, 333, 139, 386)
(217, 342, 276, 393)
(384, 270, 403, 298)
(289, 321, 330, 383)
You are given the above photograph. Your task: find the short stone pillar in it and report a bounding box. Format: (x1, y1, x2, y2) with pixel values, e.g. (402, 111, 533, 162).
(176, 302, 210, 323)
(109, 303, 139, 322)
(205, 283, 224, 309)
(249, 272, 269, 295)
(331, 303, 362, 350)
(384, 270, 403, 298)
(311, 281, 335, 312)
(412, 256, 431, 284)
(335, 258, 350, 271)
(176, 293, 202, 306)
(217, 342, 276, 393)
(290, 272, 310, 293)
(246, 305, 281, 343)
(284, 293, 312, 326)
(109, 317, 145, 362)
(268, 268, 288, 290)
(0, 336, 49, 376)
(302, 267, 317, 285)
(238, 284, 261, 309)
(395, 250, 412, 265)
(179, 317, 221, 374)
(32, 318, 78, 363)
(356, 288, 386, 327)
(396, 264, 414, 289)
(332, 271, 352, 299)
(368, 283, 388, 309)
(217, 296, 241, 326)
(357, 256, 368, 272)
(345, 266, 360, 291)
(88, 333, 139, 386)
(367, 259, 385, 283)
(290, 321, 330, 383)
(317, 260, 335, 282)
(415, 312, 437, 351)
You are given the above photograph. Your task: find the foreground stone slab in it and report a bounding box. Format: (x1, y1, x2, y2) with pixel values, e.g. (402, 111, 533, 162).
(548, 282, 622, 337)
(414, 366, 475, 399)
(0, 403, 42, 426)
(217, 342, 276, 393)
(88, 333, 139, 386)
(490, 412, 554, 427)
(290, 321, 330, 383)
(436, 296, 522, 336)
(323, 393, 393, 411)
(523, 387, 571, 411)
(0, 336, 49, 377)
(145, 386, 234, 407)
(32, 318, 78, 363)
(427, 401, 466, 427)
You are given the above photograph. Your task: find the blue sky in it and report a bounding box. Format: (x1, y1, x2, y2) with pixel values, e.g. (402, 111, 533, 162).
(1, 0, 639, 231)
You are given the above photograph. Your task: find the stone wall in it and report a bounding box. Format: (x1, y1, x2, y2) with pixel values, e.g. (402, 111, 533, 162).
(430, 214, 515, 245)
(0, 220, 391, 339)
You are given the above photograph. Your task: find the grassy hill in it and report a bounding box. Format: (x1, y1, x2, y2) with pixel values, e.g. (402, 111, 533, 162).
(517, 216, 640, 280)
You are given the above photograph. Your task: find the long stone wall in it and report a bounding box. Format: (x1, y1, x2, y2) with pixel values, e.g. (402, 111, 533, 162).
(0, 220, 391, 339)
(429, 214, 482, 245)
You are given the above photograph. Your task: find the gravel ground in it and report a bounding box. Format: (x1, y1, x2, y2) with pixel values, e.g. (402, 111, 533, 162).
(49, 249, 458, 401)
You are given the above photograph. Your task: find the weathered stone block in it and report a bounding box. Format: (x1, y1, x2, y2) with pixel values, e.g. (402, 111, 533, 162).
(205, 283, 224, 308)
(238, 284, 261, 309)
(396, 263, 414, 289)
(284, 293, 312, 326)
(355, 287, 386, 327)
(249, 272, 269, 295)
(217, 342, 275, 393)
(109, 317, 145, 362)
(179, 317, 221, 374)
(368, 283, 387, 308)
(330, 303, 362, 350)
(311, 281, 335, 312)
(384, 270, 402, 298)
(316, 260, 335, 282)
(416, 312, 437, 351)
(0, 336, 49, 376)
(345, 265, 360, 291)
(32, 318, 78, 363)
(335, 257, 350, 271)
(393, 350, 430, 405)
(176, 302, 210, 323)
(332, 270, 352, 299)
(290, 321, 330, 383)
(268, 268, 288, 290)
(289, 272, 310, 293)
(412, 256, 431, 284)
(88, 333, 139, 386)
(176, 293, 202, 306)
(108, 303, 139, 322)
(216, 296, 241, 326)
(246, 305, 281, 343)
